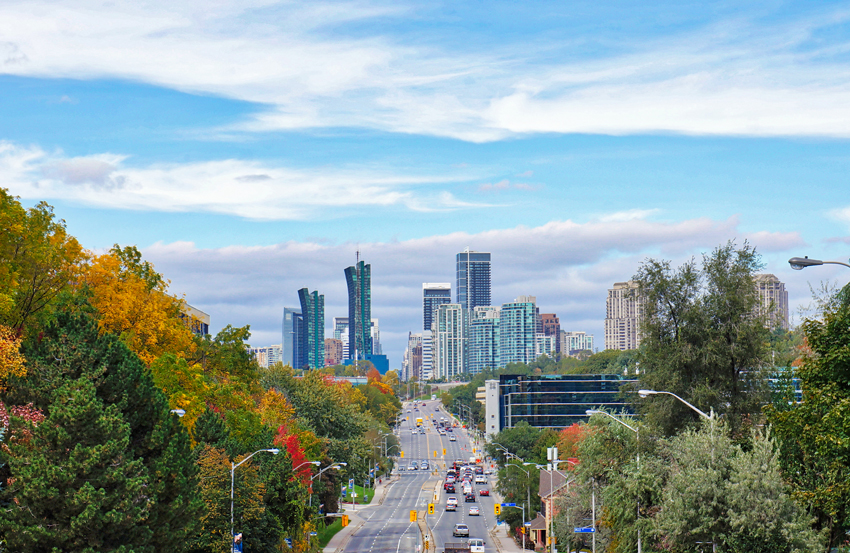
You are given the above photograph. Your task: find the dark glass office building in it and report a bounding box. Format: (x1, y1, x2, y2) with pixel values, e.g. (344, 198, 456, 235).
(456, 249, 491, 310)
(298, 287, 325, 369)
(487, 374, 637, 433)
(344, 260, 372, 360)
(423, 283, 451, 331)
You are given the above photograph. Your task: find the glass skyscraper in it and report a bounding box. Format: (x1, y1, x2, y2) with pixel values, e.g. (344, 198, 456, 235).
(298, 287, 325, 369)
(344, 259, 372, 360)
(282, 307, 302, 368)
(469, 306, 500, 375)
(499, 296, 537, 366)
(456, 249, 490, 310)
(423, 282, 451, 331)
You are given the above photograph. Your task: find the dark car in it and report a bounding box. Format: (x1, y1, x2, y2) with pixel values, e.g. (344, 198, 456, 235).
(465, 493, 476, 502)
(479, 489, 490, 496)
(446, 484, 456, 493)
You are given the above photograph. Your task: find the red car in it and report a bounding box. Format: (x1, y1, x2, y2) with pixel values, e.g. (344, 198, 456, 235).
(479, 489, 489, 496)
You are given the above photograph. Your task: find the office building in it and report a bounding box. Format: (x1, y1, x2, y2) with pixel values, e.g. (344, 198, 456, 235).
(754, 274, 789, 331)
(249, 344, 282, 368)
(333, 317, 349, 357)
(540, 313, 560, 353)
(562, 331, 594, 356)
(433, 304, 469, 379)
(298, 288, 325, 369)
(371, 319, 382, 355)
(605, 281, 643, 351)
(324, 338, 343, 366)
(484, 374, 638, 437)
(499, 296, 537, 366)
(282, 307, 303, 368)
(423, 283, 452, 331)
(344, 259, 372, 360)
(456, 249, 491, 310)
(469, 306, 500, 375)
(180, 303, 210, 336)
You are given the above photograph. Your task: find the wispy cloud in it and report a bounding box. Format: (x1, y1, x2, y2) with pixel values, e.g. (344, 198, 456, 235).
(1, 2, 850, 141)
(0, 140, 479, 219)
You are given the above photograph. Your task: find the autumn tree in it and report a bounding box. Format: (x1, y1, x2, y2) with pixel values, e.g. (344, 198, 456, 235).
(0, 323, 26, 390)
(0, 189, 86, 334)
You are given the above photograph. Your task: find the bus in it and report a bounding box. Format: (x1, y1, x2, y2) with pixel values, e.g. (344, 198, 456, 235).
(416, 417, 423, 427)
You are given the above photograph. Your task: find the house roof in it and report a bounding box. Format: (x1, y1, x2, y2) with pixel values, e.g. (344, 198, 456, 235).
(529, 513, 547, 531)
(538, 469, 570, 498)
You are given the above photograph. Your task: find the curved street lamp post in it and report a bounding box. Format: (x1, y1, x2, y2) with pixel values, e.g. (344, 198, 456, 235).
(309, 462, 347, 508)
(231, 448, 280, 552)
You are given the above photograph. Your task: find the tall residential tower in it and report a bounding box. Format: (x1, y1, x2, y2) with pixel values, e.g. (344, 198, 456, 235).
(298, 287, 325, 369)
(456, 249, 491, 310)
(423, 283, 452, 331)
(344, 257, 372, 360)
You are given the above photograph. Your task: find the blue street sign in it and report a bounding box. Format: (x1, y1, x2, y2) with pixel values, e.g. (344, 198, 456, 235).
(342, 490, 347, 497)
(285, 537, 293, 547)
(501, 503, 516, 507)
(574, 527, 595, 533)
(310, 532, 318, 536)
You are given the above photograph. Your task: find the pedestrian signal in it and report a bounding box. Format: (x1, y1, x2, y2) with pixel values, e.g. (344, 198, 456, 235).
(428, 503, 435, 515)
(494, 504, 501, 516)
(342, 515, 349, 527)
(410, 510, 417, 522)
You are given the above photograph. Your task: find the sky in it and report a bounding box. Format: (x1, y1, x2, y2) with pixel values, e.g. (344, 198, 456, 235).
(2, 0, 850, 368)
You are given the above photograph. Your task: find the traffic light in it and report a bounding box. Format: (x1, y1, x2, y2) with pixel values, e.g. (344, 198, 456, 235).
(442, 448, 446, 456)
(494, 504, 501, 516)
(401, 451, 405, 458)
(342, 515, 349, 527)
(428, 503, 435, 515)
(410, 510, 417, 522)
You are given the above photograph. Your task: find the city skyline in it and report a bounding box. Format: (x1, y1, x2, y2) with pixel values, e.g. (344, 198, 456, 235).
(1, 1, 848, 367)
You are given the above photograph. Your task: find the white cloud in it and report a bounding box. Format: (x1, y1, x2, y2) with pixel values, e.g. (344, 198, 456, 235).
(142, 215, 805, 365)
(0, 140, 478, 219)
(1, 2, 850, 140)
(829, 205, 850, 226)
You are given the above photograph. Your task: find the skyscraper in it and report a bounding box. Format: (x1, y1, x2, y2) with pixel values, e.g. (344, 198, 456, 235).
(282, 307, 302, 367)
(499, 296, 537, 365)
(344, 258, 372, 360)
(298, 288, 325, 369)
(456, 249, 491, 310)
(423, 283, 452, 331)
(433, 303, 469, 379)
(469, 306, 500, 375)
(540, 313, 560, 353)
(605, 281, 643, 351)
(753, 274, 789, 331)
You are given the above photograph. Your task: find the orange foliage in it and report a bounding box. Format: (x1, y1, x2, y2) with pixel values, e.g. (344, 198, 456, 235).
(78, 252, 196, 365)
(366, 367, 382, 383)
(556, 423, 588, 460)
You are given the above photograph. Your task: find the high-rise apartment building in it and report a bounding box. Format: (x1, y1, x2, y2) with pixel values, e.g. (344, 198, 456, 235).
(249, 344, 282, 368)
(434, 304, 469, 379)
(605, 281, 643, 351)
(324, 338, 343, 367)
(298, 288, 325, 369)
(403, 332, 424, 381)
(499, 296, 537, 365)
(282, 307, 303, 367)
(344, 259, 372, 360)
(421, 330, 433, 380)
(535, 333, 556, 357)
(540, 313, 560, 353)
(469, 306, 500, 375)
(371, 319, 382, 355)
(562, 331, 594, 355)
(456, 249, 491, 310)
(754, 274, 789, 331)
(423, 283, 452, 331)
(333, 317, 349, 357)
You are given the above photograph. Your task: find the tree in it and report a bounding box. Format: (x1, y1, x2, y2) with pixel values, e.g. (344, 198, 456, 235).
(0, 189, 86, 334)
(0, 323, 26, 391)
(635, 241, 770, 436)
(3, 310, 200, 552)
(767, 283, 850, 548)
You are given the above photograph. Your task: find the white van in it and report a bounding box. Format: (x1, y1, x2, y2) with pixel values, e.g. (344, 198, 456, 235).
(468, 538, 485, 553)
(474, 475, 487, 485)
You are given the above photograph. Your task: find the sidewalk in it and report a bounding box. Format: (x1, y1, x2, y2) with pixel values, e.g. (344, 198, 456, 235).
(488, 489, 527, 553)
(323, 472, 400, 553)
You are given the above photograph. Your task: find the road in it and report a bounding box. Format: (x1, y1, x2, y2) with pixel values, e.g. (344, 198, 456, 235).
(340, 400, 500, 553)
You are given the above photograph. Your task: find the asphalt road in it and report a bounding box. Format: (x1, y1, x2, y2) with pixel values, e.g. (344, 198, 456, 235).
(341, 400, 499, 553)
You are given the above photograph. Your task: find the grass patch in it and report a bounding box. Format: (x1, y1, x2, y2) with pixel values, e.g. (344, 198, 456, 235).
(351, 484, 375, 504)
(317, 518, 342, 548)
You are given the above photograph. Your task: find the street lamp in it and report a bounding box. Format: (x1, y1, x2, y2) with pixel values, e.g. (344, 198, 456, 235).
(789, 256, 850, 270)
(169, 409, 186, 417)
(638, 389, 714, 420)
(231, 448, 280, 552)
(310, 462, 347, 508)
(587, 410, 641, 553)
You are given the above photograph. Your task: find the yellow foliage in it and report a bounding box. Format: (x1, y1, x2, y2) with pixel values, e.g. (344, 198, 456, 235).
(79, 252, 196, 365)
(150, 353, 209, 435)
(258, 388, 297, 430)
(372, 381, 394, 395)
(0, 324, 26, 391)
(347, 386, 368, 410)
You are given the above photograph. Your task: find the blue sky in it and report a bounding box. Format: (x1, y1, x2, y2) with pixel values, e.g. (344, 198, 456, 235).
(2, 0, 850, 366)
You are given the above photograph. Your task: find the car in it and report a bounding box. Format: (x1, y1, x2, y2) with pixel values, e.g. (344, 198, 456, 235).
(421, 462, 430, 470)
(484, 468, 494, 475)
(468, 538, 485, 553)
(447, 427, 453, 432)
(479, 489, 489, 496)
(411, 429, 418, 435)
(411, 462, 419, 470)
(468, 505, 480, 516)
(407, 409, 412, 413)
(475, 475, 487, 485)
(445, 483, 455, 493)
(465, 493, 476, 502)
(446, 497, 458, 512)
(453, 524, 469, 537)
(449, 435, 456, 441)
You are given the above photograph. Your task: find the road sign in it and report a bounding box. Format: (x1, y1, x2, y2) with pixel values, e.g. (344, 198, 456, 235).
(574, 527, 595, 533)
(501, 503, 516, 507)
(285, 538, 293, 547)
(309, 532, 318, 536)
